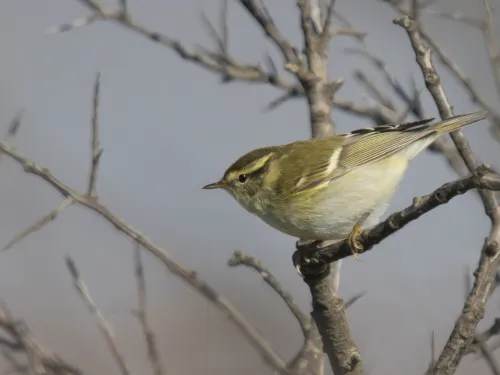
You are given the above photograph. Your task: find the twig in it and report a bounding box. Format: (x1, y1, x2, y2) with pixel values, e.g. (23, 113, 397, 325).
(48, 1, 299, 99)
(228, 251, 311, 339)
(467, 318, 500, 356)
(238, 0, 300, 68)
(295, 165, 500, 266)
(0, 140, 291, 375)
(341, 14, 469, 177)
(88, 72, 102, 198)
(424, 331, 436, 375)
(5, 109, 23, 140)
(133, 245, 166, 375)
(227, 250, 320, 374)
(354, 70, 395, 111)
(481, 0, 500, 100)
(392, 14, 500, 375)
(479, 343, 500, 375)
(387, 0, 500, 145)
(425, 9, 482, 28)
(2, 197, 74, 252)
(65, 256, 131, 375)
(321, 0, 336, 39)
(0, 109, 24, 164)
(0, 302, 82, 375)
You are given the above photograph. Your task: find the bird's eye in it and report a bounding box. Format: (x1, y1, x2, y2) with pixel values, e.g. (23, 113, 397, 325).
(238, 174, 248, 183)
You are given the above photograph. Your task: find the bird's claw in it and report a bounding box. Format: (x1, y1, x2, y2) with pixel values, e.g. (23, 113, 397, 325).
(292, 250, 310, 278)
(347, 218, 367, 261)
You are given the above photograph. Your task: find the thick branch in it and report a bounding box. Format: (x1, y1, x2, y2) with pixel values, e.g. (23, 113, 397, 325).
(295, 166, 500, 266)
(295, 2, 364, 374)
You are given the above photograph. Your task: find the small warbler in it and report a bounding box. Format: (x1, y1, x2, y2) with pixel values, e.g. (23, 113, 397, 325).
(203, 112, 487, 259)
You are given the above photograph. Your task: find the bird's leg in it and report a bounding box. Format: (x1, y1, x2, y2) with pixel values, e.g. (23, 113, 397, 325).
(347, 212, 370, 260)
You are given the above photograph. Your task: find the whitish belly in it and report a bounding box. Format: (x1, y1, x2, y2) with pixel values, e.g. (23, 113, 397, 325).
(261, 157, 408, 240)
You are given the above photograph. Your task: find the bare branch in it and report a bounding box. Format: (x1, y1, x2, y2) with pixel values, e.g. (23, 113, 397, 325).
(425, 9, 482, 28)
(6, 109, 24, 140)
(0, 109, 24, 164)
(387, 0, 500, 145)
(479, 343, 500, 375)
(467, 318, 500, 356)
(354, 70, 395, 111)
(119, 0, 127, 15)
(3, 197, 74, 252)
(344, 292, 366, 309)
(47, 14, 100, 34)
(228, 251, 311, 338)
(88, 72, 102, 198)
(295, 165, 500, 266)
(48, 1, 299, 98)
(66, 256, 132, 375)
(321, 0, 337, 38)
(391, 14, 500, 374)
(238, 0, 301, 68)
(341, 13, 474, 180)
(0, 302, 82, 375)
(481, 0, 500, 100)
(424, 331, 436, 375)
(0, 139, 291, 375)
(302, 271, 362, 375)
(133, 245, 166, 375)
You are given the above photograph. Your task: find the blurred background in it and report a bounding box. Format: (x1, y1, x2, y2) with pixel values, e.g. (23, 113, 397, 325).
(0, 0, 499, 374)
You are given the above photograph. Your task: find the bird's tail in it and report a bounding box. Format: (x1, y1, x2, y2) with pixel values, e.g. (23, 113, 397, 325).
(432, 111, 488, 135)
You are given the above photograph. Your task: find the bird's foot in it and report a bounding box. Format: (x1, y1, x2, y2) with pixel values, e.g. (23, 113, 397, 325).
(347, 213, 369, 260)
(294, 239, 322, 277)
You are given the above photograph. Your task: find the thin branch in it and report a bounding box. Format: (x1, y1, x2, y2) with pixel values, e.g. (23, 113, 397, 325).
(295, 165, 500, 266)
(425, 9, 482, 28)
(133, 245, 166, 375)
(321, 0, 337, 39)
(354, 70, 395, 111)
(0, 109, 24, 164)
(481, 0, 500, 100)
(467, 318, 500, 356)
(2, 197, 73, 252)
(0, 140, 291, 375)
(387, 0, 500, 145)
(0, 302, 82, 375)
(341, 13, 470, 178)
(228, 251, 311, 339)
(238, 0, 301, 67)
(424, 331, 436, 375)
(5, 109, 23, 140)
(389, 14, 500, 374)
(479, 343, 500, 375)
(65, 256, 132, 375)
(227, 250, 319, 374)
(48, 1, 300, 98)
(88, 72, 102, 198)
(119, 0, 127, 15)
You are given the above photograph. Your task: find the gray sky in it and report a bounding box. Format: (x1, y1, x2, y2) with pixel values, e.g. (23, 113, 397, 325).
(1, 0, 499, 374)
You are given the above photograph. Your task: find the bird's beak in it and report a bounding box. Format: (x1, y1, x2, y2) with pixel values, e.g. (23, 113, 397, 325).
(202, 181, 229, 190)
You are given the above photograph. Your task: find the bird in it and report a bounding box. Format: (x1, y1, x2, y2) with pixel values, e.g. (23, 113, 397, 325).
(203, 111, 487, 265)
